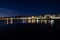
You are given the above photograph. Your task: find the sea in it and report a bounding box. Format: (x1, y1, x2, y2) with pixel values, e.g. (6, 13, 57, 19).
(0, 20, 58, 37)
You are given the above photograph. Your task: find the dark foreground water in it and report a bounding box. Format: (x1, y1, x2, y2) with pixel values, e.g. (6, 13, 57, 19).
(0, 23, 57, 37)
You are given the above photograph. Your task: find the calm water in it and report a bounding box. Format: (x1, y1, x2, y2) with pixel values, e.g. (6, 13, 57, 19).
(0, 20, 58, 37)
(0, 23, 56, 37)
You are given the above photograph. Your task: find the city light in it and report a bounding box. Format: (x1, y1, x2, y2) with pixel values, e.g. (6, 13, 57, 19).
(0, 14, 60, 25)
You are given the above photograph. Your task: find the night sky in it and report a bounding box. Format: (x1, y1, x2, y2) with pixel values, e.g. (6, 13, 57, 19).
(0, 0, 60, 17)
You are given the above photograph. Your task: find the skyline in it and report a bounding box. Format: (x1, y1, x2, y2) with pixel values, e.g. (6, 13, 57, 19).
(0, 0, 60, 17)
(0, 14, 60, 25)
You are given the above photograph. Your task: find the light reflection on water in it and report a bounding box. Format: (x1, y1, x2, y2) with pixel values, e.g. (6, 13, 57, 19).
(0, 19, 59, 26)
(0, 20, 52, 25)
(0, 20, 10, 24)
(0, 20, 30, 24)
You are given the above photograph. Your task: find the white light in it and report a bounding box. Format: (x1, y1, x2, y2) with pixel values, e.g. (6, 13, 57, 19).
(37, 17, 38, 24)
(11, 18, 13, 24)
(22, 19, 25, 23)
(51, 20, 54, 26)
(7, 18, 8, 24)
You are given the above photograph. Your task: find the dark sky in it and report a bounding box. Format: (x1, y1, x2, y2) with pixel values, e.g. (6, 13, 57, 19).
(0, 0, 60, 17)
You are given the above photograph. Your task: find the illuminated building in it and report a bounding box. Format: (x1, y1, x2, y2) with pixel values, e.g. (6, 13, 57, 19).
(43, 16, 47, 24)
(0, 14, 60, 25)
(31, 16, 36, 23)
(28, 17, 31, 23)
(38, 16, 43, 23)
